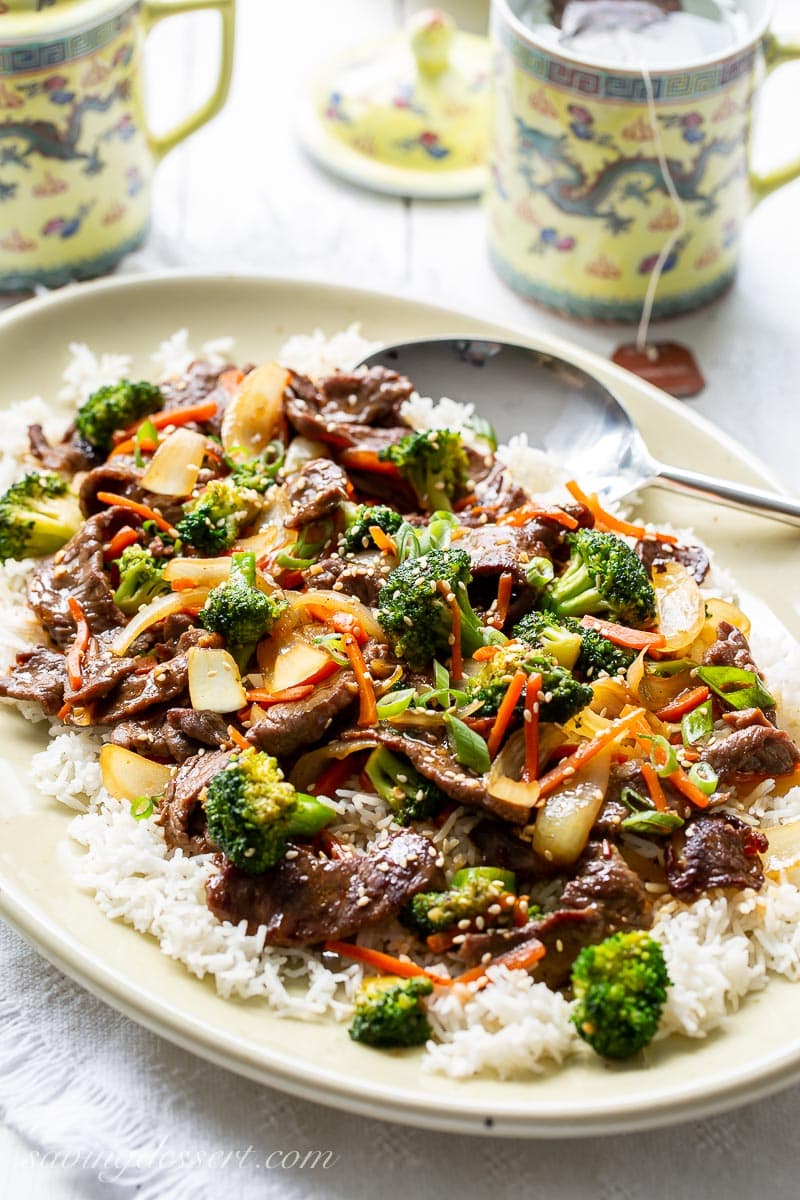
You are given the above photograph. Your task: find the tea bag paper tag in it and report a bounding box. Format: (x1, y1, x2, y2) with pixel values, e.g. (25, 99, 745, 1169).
(611, 341, 705, 398)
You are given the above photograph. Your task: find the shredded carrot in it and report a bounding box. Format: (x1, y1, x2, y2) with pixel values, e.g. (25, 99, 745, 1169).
(437, 579, 463, 682)
(324, 940, 452, 985)
(304, 605, 369, 645)
(640, 761, 667, 812)
(66, 597, 90, 691)
(655, 685, 711, 723)
(170, 579, 199, 593)
(368, 525, 397, 556)
(667, 765, 710, 809)
(464, 716, 496, 736)
(109, 436, 158, 458)
(218, 367, 244, 393)
(523, 673, 542, 783)
(245, 684, 315, 706)
(317, 830, 349, 860)
(453, 492, 478, 513)
(472, 645, 500, 662)
(426, 931, 458, 955)
(95, 491, 178, 538)
(565, 480, 678, 544)
(104, 525, 141, 561)
(497, 503, 579, 530)
(339, 448, 400, 476)
(226, 726, 251, 752)
(343, 634, 378, 727)
(121, 399, 219, 440)
(455, 937, 546, 989)
(487, 670, 527, 759)
(488, 571, 514, 630)
(311, 755, 364, 797)
(580, 614, 666, 651)
(56, 700, 72, 721)
(537, 708, 647, 801)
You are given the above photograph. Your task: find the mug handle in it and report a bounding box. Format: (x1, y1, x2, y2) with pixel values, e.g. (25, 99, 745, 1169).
(141, 0, 236, 162)
(750, 31, 800, 202)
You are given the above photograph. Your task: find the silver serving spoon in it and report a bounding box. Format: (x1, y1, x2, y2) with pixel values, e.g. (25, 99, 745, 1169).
(358, 337, 800, 527)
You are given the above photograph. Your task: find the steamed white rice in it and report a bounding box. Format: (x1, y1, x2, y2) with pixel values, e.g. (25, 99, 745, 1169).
(3, 326, 800, 1079)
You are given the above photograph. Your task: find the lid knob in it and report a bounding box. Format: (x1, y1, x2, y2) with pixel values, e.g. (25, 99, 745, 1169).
(409, 9, 455, 76)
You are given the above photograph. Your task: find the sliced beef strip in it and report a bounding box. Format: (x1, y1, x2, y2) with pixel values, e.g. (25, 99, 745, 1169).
(78, 458, 188, 526)
(456, 523, 552, 584)
(157, 747, 231, 855)
(205, 828, 443, 945)
(285, 367, 413, 443)
(665, 813, 767, 901)
(158, 360, 234, 437)
(703, 620, 777, 725)
(464, 462, 528, 522)
(702, 711, 800, 781)
(341, 726, 532, 825)
(559, 842, 654, 933)
(469, 819, 554, 881)
(109, 713, 195, 764)
(636, 537, 710, 585)
(456, 909, 603, 989)
(166, 707, 230, 748)
(63, 630, 138, 707)
(247, 670, 358, 757)
(284, 458, 349, 529)
(0, 645, 66, 715)
(304, 552, 393, 607)
(96, 630, 223, 724)
(27, 508, 128, 648)
(28, 423, 99, 474)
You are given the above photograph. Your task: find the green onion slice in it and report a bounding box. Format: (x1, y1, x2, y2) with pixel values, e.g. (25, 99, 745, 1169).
(644, 734, 679, 778)
(445, 713, 490, 775)
(376, 688, 415, 720)
(688, 760, 719, 796)
(130, 795, 155, 821)
(621, 810, 684, 836)
(681, 698, 713, 747)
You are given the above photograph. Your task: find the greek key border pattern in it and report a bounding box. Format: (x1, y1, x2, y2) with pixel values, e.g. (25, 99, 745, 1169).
(497, 20, 757, 101)
(0, 5, 136, 74)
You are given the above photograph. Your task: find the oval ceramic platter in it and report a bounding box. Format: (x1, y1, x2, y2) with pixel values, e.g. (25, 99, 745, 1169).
(0, 273, 799, 1138)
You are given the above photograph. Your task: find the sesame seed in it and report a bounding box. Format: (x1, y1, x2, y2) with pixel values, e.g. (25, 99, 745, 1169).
(474, 915, 485, 930)
(457, 918, 471, 930)
(481, 952, 492, 964)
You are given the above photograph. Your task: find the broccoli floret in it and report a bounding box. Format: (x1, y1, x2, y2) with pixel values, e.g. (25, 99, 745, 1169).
(467, 641, 592, 725)
(544, 529, 656, 629)
(112, 544, 170, 615)
(341, 504, 404, 554)
(377, 547, 503, 671)
(364, 746, 446, 824)
(571, 930, 670, 1060)
(515, 610, 636, 679)
(199, 551, 286, 670)
(176, 479, 261, 553)
(0, 471, 81, 563)
(402, 868, 516, 936)
(204, 747, 334, 873)
(378, 429, 470, 513)
(348, 975, 433, 1048)
(227, 441, 284, 494)
(75, 380, 162, 452)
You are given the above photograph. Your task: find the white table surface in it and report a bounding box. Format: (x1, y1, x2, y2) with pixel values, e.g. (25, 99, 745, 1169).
(2, 0, 800, 1196)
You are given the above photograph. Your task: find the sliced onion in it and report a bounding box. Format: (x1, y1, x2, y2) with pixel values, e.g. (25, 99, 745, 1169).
(163, 556, 233, 587)
(100, 744, 172, 802)
(261, 631, 334, 693)
(531, 748, 611, 867)
(766, 819, 800, 874)
(652, 561, 706, 654)
(111, 587, 209, 656)
(627, 649, 694, 711)
(220, 361, 289, 455)
(290, 738, 375, 792)
(281, 588, 386, 642)
(187, 645, 247, 712)
(486, 727, 564, 820)
(588, 676, 630, 719)
(283, 436, 330, 474)
(140, 427, 207, 496)
(704, 596, 751, 639)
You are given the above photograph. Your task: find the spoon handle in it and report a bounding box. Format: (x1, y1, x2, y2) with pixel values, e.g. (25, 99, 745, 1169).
(652, 465, 800, 528)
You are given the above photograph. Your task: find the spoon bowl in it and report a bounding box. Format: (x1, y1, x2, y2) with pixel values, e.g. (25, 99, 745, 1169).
(359, 337, 800, 526)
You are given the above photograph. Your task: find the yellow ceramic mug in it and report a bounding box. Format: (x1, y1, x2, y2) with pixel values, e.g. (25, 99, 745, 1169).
(487, 0, 800, 321)
(0, 0, 235, 291)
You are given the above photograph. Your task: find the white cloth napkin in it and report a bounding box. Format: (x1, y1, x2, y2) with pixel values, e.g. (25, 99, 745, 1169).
(2, 918, 800, 1200)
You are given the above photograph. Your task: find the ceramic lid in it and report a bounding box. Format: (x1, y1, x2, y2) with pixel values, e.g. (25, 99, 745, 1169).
(299, 9, 490, 200)
(0, 0, 127, 42)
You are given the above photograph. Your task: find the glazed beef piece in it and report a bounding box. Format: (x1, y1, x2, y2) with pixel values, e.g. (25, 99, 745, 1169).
(157, 747, 231, 855)
(0, 645, 66, 715)
(702, 709, 800, 781)
(27, 508, 128, 648)
(462, 463, 527, 522)
(109, 714, 195, 764)
(205, 828, 443, 944)
(28, 423, 99, 474)
(96, 629, 223, 724)
(285, 367, 413, 444)
(457, 523, 552, 584)
(469, 819, 553, 882)
(63, 631, 138, 708)
(594, 760, 687, 838)
(666, 813, 767, 901)
(636, 537, 710, 585)
(78, 458, 189, 526)
(285, 458, 349, 529)
(704, 620, 777, 724)
(166, 707, 230, 748)
(159, 359, 234, 437)
(560, 842, 654, 933)
(304, 553, 392, 607)
(247, 670, 358, 757)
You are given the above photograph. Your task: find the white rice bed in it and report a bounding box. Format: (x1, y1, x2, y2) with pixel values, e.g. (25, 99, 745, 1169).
(3, 327, 800, 1081)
